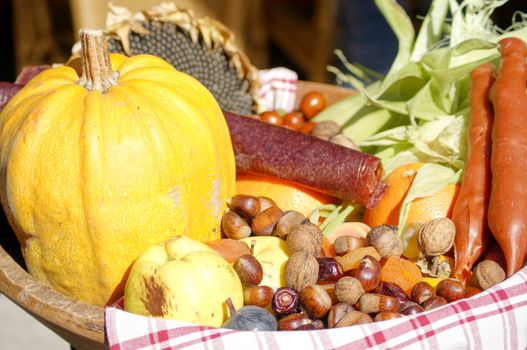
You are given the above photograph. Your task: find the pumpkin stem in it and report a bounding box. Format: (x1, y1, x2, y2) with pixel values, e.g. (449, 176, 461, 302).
(78, 29, 118, 92)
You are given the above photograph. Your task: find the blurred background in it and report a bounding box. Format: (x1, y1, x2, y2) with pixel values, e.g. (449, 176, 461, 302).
(1, 0, 525, 85)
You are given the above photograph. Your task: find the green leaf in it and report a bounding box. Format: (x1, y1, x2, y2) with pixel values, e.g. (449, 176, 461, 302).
(375, 0, 415, 78)
(410, 0, 450, 62)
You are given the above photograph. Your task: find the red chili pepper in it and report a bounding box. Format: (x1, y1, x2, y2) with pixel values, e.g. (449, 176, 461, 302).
(487, 37, 527, 276)
(452, 64, 494, 282)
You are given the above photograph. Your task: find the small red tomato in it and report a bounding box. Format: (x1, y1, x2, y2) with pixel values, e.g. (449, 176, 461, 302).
(260, 111, 284, 125)
(284, 111, 305, 130)
(300, 91, 326, 119)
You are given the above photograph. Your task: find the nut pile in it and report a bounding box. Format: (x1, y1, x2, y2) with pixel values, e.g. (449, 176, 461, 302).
(221, 195, 506, 331)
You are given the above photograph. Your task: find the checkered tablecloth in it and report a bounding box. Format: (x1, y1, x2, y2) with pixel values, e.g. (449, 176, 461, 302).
(105, 265, 527, 350)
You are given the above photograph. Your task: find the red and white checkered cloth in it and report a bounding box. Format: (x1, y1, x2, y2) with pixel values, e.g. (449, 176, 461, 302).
(105, 265, 527, 350)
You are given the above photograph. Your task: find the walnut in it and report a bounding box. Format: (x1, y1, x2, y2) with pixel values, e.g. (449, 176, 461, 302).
(417, 218, 455, 256)
(473, 260, 506, 290)
(334, 276, 365, 306)
(310, 120, 341, 140)
(284, 251, 319, 292)
(286, 223, 323, 256)
(366, 225, 403, 258)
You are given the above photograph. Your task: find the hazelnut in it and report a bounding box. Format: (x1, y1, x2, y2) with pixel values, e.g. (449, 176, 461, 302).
(285, 251, 319, 292)
(310, 120, 341, 140)
(367, 225, 403, 258)
(221, 210, 251, 239)
(334, 276, 365, 306)
(251, 206, 283, 236)
(273, 210, 306, 239)
(333, 235, 367, 256)
(417, 218, 456, 256)
(473, 260, 506, 291)
(227, 195, 260, 218)
(286, 223, 323, 256)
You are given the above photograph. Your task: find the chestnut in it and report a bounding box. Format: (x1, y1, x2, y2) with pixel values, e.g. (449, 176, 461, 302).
(251, 206, 283, 236)
(221, 210, 251, 239)
(277, 313, 312, 331)
(422, 296, 448, 311)
(334, 310, 373, 327)
(233, 254, 263, 287)
(274, 210, 306, 239)
(411, 281, 434, 304)
(436, 278, 465, 303)
(357, 293, 399, 314)
(399, 301, 424, 315)
(350, 255, 381, 292)
(333, 235, 367, 256)
(374, 312, 403, 322)
(257, 196, 278, 213)
(300, 284, 332, 319)
(227, 194, 260, 219)
(243, 285, 274, 308)
(327, 303, 355, 328)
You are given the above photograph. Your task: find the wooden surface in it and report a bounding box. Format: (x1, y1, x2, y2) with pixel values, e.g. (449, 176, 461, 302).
(0, 80, 351, 349)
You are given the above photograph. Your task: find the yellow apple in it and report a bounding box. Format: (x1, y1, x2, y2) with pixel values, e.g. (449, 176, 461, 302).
(240, 236, 289, 290)
(124, 235, 243, 327)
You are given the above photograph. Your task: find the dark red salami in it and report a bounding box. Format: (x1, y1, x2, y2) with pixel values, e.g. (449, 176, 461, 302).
(224, 111, 387, 208)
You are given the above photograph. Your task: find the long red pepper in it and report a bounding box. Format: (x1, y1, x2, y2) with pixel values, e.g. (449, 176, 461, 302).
(452, 64, 494, 282)
(487, 37, 527, 276)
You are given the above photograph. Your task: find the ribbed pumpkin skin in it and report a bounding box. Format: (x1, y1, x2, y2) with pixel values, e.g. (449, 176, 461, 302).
(0, 53, 235, 306)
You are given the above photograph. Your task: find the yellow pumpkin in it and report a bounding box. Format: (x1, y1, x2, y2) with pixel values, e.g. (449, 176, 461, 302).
(0, 29, 235, 306)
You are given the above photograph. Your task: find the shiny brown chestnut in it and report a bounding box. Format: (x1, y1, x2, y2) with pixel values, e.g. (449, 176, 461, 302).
(350, 255, 381, 292)
(227, 194, 261, 219)
(251, 206, 284, 236)
(357, 293, 399, 314)
(277, 313, 312, 331)
(233, 254, 263, 287)
(436, 278, 465, 303)
(422, 296, 448, 311)
(300, 284, 332, 319)
(327, 303, 355, 328)
(399, 301, 425, 315)
(243, 285, 274, 308)
(334, 310, 373, 327)
(411, 281, 434, 304)
(221, 210, 251, 239)
(333, 235, 367, 256)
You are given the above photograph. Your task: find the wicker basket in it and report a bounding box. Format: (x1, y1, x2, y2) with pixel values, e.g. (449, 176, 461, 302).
(0, 80, 353, 350)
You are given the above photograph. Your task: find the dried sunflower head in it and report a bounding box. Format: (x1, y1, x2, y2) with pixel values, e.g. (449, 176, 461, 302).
(72, 3, 260, 115)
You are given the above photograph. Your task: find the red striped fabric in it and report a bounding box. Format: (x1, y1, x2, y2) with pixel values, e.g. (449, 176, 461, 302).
(106, 265, 527, 350)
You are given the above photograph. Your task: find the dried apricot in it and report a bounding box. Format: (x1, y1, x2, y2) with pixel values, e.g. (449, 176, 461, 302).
(380, 256, 423, 297)
(335, 246, 381, 272)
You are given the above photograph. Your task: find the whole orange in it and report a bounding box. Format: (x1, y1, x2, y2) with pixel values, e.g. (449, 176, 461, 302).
(362, 163, 459, 228)
(235, 172, 336, 216)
